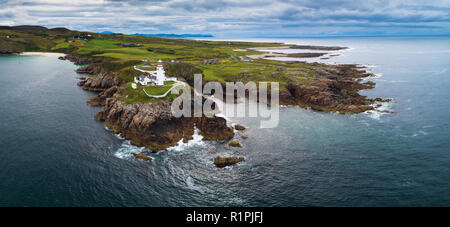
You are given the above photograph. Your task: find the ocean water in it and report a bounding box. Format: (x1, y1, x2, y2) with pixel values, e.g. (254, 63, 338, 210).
(1, 36, 450, 206)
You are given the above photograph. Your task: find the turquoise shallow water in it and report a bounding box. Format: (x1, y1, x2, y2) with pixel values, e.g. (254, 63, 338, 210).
(0, 36, 450, 206)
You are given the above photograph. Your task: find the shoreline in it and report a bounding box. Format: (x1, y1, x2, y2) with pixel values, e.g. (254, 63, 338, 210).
(19, 52, 66, 57)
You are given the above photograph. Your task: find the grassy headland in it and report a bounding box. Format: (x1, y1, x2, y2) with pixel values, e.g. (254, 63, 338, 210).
(1, 25, 380, 114)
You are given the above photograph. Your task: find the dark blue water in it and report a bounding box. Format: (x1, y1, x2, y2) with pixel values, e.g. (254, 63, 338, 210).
(1, 37, 450, 206)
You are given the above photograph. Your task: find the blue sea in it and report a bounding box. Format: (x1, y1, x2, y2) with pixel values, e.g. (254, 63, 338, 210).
(0, 36, 449, 206)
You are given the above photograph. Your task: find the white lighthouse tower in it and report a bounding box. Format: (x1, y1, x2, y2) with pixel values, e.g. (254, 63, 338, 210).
(155, 59, 166, 86)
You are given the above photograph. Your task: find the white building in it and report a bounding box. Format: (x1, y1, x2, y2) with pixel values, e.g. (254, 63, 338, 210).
(134, 60, 177, 86)
(134, 74, 156, 86)
(154, 60, 166, 86)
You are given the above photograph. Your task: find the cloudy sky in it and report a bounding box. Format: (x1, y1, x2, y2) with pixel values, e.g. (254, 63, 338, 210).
(0, 0, 449, 37)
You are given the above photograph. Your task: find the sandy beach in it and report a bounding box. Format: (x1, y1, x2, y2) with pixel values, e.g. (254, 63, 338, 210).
(20, 52, 66, 57)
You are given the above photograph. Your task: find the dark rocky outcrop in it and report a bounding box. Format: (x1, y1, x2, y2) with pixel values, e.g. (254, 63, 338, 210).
(86, 86, 118, 106)
(195, 116, 234, 141)
(214, 156, 245, 168)
(77, 73, 119, 92)
(281, 64, 384, 113)
(94, 98, 234, 151)
(132, 153, 152, 161)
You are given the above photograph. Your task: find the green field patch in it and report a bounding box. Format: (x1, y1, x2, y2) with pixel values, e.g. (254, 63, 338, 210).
(164, 81, 176, 86)
(95, 47, 179, 60)
(84, 39, 120, 49)
(120, 83, 151, 104)
(51, 42, 70, 50)
(143, 85, 173, 96)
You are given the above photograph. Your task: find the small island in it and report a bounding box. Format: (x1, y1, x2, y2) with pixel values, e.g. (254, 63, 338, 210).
(0, 25, 387, 166)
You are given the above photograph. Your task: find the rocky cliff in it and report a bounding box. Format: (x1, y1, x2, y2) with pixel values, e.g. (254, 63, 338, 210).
(86, 85, 119, 106)
(94, 98, 234, 151)
(280, 64, 384, 113)
(77, 73, 119, 92)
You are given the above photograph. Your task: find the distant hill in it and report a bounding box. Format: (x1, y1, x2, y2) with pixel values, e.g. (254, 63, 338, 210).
(0, 25, 48, 31)
(50, 27, 72, 32)
(134, 33, 213, 38)
(101, 31, 115, 34)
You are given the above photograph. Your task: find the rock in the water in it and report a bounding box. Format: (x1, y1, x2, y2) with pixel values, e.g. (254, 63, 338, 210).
(234, 124, 246, 131)
(241, 135, 248, 139)
(132, 153, 152, 161)
(229, 140, 242, 148)
(214, 156, 245, 168)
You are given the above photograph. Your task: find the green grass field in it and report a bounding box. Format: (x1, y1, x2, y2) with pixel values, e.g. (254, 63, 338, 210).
(143, 85, 172, 96)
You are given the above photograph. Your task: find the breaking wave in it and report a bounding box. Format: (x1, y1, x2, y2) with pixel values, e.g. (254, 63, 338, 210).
(364, 99, 394, 120)
(114, 140, 148, 159)
(167, 127, 205, 152)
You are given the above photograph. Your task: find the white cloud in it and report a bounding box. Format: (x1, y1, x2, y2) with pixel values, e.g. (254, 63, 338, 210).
(0, 0, 449, 36)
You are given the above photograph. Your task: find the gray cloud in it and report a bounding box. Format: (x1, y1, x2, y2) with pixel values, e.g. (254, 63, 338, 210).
(0, 0, 449, 36)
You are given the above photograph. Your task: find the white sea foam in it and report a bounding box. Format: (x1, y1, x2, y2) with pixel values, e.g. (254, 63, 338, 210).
(362, 64, 378, 68)
(360, 72, 382, 82)
(114, 140, 148, 159)
(105, 126, 126, 140)
(167, 127, 205, 152)
(112, 125, 208, 161)
(372, 73, 383, 78)
(114, 133, 125, 140)
(412, 130, 428, 137)
(364, 99, 394, 120)
(186, 176, 205, 194)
